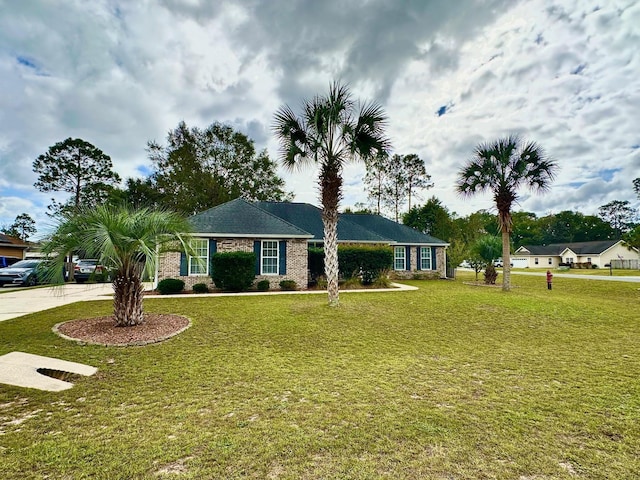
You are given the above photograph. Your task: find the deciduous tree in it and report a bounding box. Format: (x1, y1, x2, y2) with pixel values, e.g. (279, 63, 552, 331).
(143, 121, 291, 216)
(403, 196, 456, 241)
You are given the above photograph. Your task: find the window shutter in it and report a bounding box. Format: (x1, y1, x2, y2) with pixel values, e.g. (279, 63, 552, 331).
(405, 246, 411, 270)
(279, 241, 287, 275)
(431, 247, 437, 270)
(180, 251, 187, 276)
(208, 240, 217, 276)
(416, 248, 422, 271)
(254, 240, 261, 275)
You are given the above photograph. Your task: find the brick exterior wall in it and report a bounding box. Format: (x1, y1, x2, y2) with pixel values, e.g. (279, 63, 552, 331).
(390, 246, 447, 280)
(157, 238, 309, 291)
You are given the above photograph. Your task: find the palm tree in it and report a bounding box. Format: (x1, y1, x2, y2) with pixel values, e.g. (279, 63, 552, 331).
(456, 135, 558, 291)
(42, 204, 192, 326)
(273, 81, 389, 306)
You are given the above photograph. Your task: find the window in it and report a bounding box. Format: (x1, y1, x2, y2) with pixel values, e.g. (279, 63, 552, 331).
(420, 247, 432, 270)
(394, 246, 406, 271)
(548, 258, 552, 265)
(535, 257, 539, 265)
(261, 240, 279, 275)
(189, 239, 208, 275)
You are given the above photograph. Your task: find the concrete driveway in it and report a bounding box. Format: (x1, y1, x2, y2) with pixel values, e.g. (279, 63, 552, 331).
(0, 283, 114, 322)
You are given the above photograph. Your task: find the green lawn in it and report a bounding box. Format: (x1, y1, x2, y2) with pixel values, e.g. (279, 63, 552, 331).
(1, 272, 639, 479)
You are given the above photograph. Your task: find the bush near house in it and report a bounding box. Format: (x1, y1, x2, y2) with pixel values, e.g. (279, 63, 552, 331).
(279, 279, 297, 291)
(257, 279, 270, 291)
(338, 245, 393, 284)
(309, 245, 393, 286)
(211, 251, 256, 292)
(192, 283, 209, 294)
(157, 278, 185, 295)
(308, 247, 325, 283)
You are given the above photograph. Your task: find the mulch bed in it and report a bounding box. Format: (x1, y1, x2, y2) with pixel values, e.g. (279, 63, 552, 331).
(53, 314, 191, 347)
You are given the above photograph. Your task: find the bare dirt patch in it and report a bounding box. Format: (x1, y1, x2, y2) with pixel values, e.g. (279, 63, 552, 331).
(53, 314, 191, 346)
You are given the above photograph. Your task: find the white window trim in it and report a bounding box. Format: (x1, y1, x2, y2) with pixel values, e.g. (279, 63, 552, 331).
(394, 246, 406, 271)
(261, 240, 279, 276)
(420, 247, 432, 270)
(188, 238, 209, 276)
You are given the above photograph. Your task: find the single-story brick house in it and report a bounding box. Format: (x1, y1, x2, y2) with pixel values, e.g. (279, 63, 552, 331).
(513, 240, 639, 269)
(156, 198, 449, 289)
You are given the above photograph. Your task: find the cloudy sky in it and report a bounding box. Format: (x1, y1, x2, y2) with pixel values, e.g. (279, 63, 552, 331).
(1, 0, 639, 237)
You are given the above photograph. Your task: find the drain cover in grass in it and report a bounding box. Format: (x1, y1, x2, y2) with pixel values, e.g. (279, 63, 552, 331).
(0, 352, 97, 391)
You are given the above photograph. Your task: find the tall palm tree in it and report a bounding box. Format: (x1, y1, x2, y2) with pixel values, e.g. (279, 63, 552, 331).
(42, 204, 192, 326)
(456, 135, 558, 291)
(273, 81, 389, 306)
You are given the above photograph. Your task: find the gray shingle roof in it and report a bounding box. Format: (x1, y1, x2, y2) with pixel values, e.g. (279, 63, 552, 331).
(342, 214, 449, 245)
(189, 198, 312, 237)
(520, 240, 621, 255)
(255, 202, 389, 242)
(190, 199, 449, 245)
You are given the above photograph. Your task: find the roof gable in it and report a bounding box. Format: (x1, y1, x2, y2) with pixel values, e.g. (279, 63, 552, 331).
(189, 198, 312, 237)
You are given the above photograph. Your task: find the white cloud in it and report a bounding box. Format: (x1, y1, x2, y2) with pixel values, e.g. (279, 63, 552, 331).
(1, 0, 638, 231)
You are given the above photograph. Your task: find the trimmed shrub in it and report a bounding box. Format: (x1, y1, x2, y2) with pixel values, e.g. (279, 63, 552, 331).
(157, 278, 185, 295)
(279, 280, 297, 291)
(308, 247, 325, 281)
(315, 275, 328, 290)
(338, 245, 393, 284)
(484, 264, 498, 285)
(211, 251, 256, 292)
(192, 283, 209, 294)
(372, 272, 392, 288)
(257, 279, 270, 291)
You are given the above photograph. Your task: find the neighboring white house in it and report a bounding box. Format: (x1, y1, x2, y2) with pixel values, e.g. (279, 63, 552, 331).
(514, 240, 639, 269)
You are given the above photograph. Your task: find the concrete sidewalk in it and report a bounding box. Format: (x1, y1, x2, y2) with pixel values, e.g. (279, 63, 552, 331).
(0, 283, 114, 322)
(0, 282, 419, 322)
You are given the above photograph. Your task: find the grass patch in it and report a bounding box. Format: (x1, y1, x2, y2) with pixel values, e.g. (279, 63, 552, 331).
(1, 272, 639, 478)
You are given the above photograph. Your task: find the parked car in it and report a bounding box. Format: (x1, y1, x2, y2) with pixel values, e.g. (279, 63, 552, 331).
(0, 259, 44, 287)
(0, 256, 21, 268)
(74, 259, 111, 283)
(494, 260, 513, 268)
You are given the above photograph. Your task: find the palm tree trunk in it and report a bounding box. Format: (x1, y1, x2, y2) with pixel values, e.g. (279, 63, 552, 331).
(322, 208, 340, 307)
(321, 167, 342, 307)
(501, 228, 511, 292)
(112, 264, 145, 326)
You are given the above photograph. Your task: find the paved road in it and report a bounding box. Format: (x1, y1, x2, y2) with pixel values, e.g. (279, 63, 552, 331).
(0, 283, 114, 322)
(510, 270, 640, 282)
